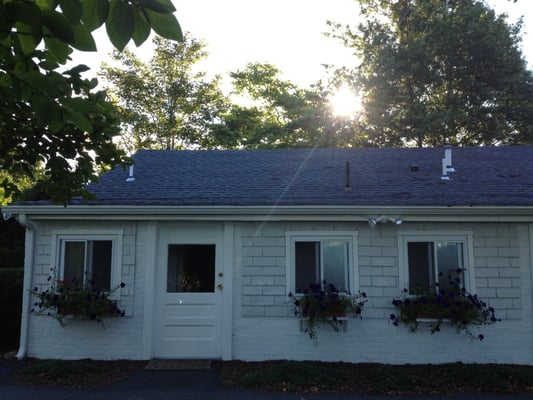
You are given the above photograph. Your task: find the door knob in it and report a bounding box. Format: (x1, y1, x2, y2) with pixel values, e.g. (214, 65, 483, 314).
(217, 284, 224, 290)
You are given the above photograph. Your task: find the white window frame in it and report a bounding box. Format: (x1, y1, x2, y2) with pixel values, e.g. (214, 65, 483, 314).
(398, 231, 475, 294)
(286, 231, 359, 294)
(51, 229, 123, 298)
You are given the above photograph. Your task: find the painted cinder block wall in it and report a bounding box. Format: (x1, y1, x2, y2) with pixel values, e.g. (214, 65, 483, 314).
(232, 221, 533, 364)
(23, 219, 533, 363)
(26, 220, 144, 360)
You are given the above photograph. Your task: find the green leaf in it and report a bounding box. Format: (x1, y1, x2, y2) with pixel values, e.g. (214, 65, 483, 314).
(5, 1, 42, 26)
(65, 64, 91, 75)
(49, 107, 65, 132)
(71, 23, 97, 51)
(138, 0, 176, 13)
(44, 36, 71, 64)
(15, 22, 41, 53)
(132, 9, 151, 46)
(59, 0, 83, 24)
(35, 0, 58, 10)
(81, 0, 109, 31)
(63, 97, 97, 113)
(42, 9, 75, 44)
(31, 93, 52, 124)
(0, 73, 13, 88)
(144, 9, 182, 41)
(106, 0, 134, 51)
(65, 109, 93, 133)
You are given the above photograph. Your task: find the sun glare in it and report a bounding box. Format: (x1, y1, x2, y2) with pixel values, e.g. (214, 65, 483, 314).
(329, 87, 362, 117)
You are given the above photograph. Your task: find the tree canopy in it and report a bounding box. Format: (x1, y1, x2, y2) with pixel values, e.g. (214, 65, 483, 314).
(215, 62, 360, 149)
(100, 35, 229, 152)
(330, 0, 533, 147)
(0, 0, 182, 204)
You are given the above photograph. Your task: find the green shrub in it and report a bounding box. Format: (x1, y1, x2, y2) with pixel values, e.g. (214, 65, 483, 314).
(0, 268, 23, 352)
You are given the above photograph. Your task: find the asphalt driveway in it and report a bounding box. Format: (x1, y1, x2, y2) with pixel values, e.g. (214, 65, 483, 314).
(2, 359, 533, 400)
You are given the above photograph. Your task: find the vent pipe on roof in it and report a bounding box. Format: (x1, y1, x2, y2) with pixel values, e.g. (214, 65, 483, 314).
(345, 161, 352, 191)
(441, 158, 450, 180)
(441, 146, 455, 180)
(444, 145, 455, 173)
(126, 164, 135, 182)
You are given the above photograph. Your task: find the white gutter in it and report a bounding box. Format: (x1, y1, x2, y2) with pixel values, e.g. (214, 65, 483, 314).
(15, 214, 37, 360)
(2, 204, 533, 222)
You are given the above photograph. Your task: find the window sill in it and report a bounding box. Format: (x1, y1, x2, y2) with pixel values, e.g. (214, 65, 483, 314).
(416, 316, 451, 323)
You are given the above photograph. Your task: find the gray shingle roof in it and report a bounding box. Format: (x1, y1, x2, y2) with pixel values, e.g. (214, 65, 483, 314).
(84, 146, 533, 207)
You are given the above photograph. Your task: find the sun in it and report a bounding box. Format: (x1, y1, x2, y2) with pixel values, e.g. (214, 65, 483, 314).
(329, 87, 363, 117)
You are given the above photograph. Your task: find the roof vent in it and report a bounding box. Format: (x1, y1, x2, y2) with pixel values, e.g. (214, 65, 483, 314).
(444, 145, 455, 173)
(345, 161, 352, 191)
(441, 146, 455, 180)
(126, 165, 135, 182)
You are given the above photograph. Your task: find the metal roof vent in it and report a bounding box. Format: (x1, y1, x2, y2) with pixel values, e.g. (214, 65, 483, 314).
(444, 145, 455, 173)
(345, 161, 352, 191)
(126, 165, 135, 182)
(441, 146, 455, 180)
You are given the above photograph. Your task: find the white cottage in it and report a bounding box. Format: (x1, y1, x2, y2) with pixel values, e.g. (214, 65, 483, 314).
(3, 146, 533, 363)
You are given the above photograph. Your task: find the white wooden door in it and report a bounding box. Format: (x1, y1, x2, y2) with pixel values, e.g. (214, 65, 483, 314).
(155, 228, 223, 359)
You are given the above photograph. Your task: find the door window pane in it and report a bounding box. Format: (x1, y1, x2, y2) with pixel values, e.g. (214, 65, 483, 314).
(167, 245, 215, 293)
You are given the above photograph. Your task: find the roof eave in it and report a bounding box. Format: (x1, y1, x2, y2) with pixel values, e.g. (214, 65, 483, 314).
(3, 204, 533, 222)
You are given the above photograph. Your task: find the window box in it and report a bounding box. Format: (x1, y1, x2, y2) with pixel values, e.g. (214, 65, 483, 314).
(31, 278, 126, 327)
(289, 282, 366, 340)
(390, 275, 498, 340)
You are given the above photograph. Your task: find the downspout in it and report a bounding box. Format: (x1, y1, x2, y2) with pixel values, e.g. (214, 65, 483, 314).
(15, 214, 37, 360)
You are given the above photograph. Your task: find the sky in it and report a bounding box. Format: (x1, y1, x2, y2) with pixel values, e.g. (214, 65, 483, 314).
(81, 0, 533, 91)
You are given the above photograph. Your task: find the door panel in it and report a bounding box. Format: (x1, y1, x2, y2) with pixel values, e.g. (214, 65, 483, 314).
(155, 228, 223, 359)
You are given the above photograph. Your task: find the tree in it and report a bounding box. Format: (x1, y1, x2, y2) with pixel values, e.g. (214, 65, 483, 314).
(0, 0, 182, 204)
(100, 35, 229, 152)
(329, 0, 533, 147)
(218, 62, 360, 149)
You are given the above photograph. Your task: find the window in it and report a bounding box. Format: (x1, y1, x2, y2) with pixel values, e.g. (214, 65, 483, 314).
(54, 231, 122, 293)
(167, 244, 215, 293)
(400, 233, 473, 295)
(62, 240, 113, 290)
(287, 232, 357, 294)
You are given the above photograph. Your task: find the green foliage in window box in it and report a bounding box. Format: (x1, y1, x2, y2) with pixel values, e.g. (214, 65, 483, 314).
(289, 282, 367, 340)
(390, 271, 498, 340)
(31, 277, 125, 325)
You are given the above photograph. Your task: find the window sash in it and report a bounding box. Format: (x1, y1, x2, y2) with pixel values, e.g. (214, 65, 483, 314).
(407, 240, 465, 294)
(60, 239, 113, 291)
(293, 239, 350, 294)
